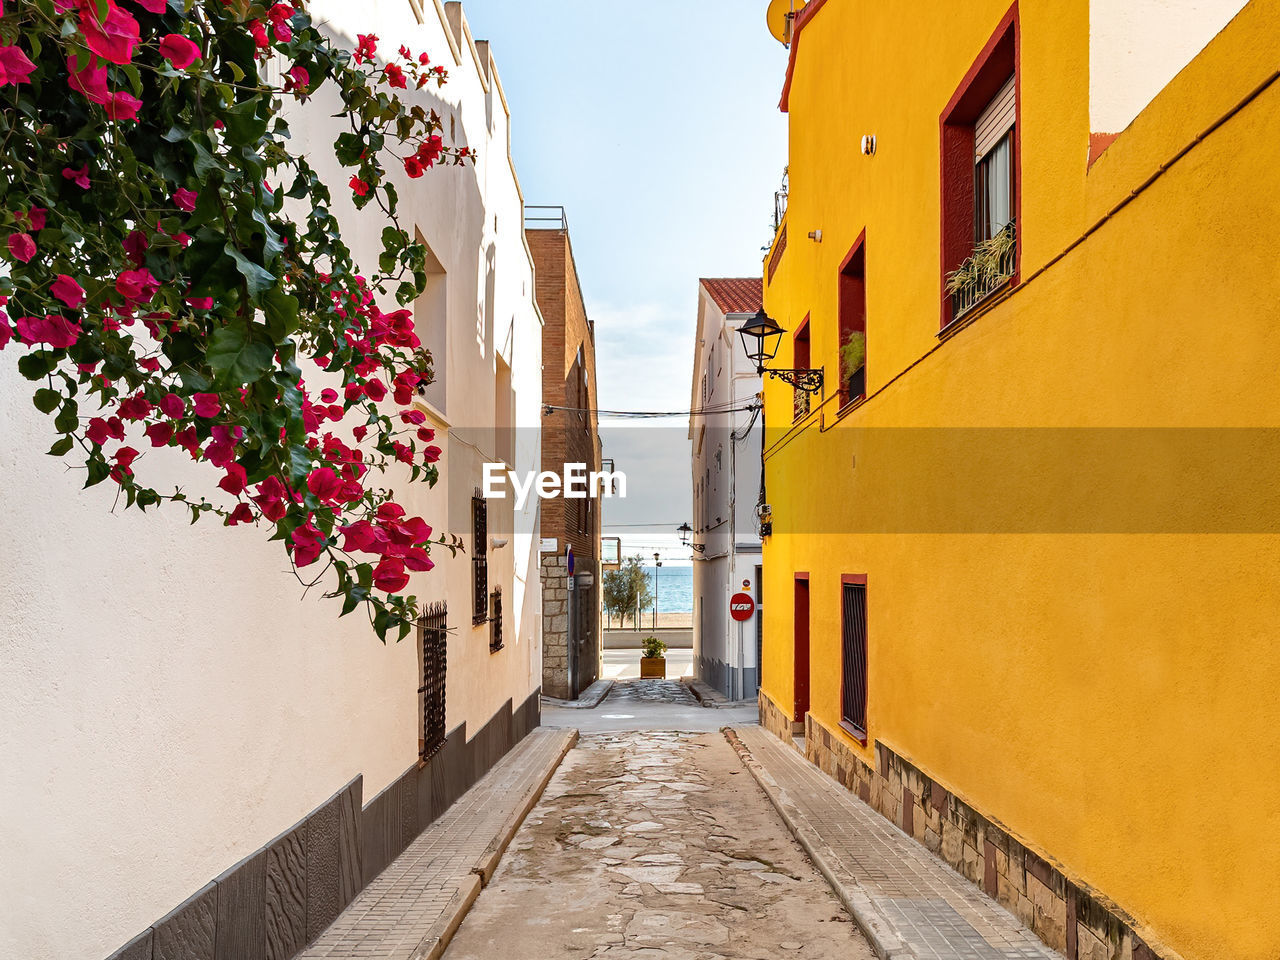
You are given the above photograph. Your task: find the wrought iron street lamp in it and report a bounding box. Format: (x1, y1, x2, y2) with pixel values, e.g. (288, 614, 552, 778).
(677, 522, 705, 554)
(737, 308, 824, 394)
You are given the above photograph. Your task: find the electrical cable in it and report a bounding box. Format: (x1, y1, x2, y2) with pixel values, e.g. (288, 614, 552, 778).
(543, 401, 761, 419)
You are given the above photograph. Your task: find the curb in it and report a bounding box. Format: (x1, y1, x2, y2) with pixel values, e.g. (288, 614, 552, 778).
(412, 728, 579, 960)
(541, 679, 614, 709)
(410, 874, 481, 960)
(473, 729, 578, 883)
(722, 727, 914, 960)
(684, 678, 755, 709)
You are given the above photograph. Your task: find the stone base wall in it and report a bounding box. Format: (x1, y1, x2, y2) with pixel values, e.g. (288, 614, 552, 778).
(540, 556, 570, 699)
(104, 691, 541, 960)
(757, 698, 1172, 960)
(758, 689, 793, 742)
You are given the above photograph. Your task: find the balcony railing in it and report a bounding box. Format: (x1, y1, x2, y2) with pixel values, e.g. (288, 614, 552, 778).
(524, 204, 568, 232)
(947, 220, 1016, 320)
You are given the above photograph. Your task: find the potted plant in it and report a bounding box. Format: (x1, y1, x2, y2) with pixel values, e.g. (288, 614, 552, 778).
(640, 636, 668, 678)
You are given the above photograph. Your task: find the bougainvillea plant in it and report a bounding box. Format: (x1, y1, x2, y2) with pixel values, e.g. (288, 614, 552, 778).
(0, 0, 475, 640)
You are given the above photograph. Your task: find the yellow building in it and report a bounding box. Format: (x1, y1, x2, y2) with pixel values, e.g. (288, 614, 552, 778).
(757, 3, 1280, 959)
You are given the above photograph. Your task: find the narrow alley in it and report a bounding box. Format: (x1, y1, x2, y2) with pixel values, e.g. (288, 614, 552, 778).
(443, 681, 873, 960)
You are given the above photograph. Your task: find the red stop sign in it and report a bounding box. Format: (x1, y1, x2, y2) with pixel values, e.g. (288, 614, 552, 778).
(730, 592, 755, 621)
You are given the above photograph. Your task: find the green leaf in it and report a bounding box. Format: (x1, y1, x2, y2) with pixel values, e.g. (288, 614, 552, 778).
(224, 243, 276, 300)
(207, 324, 276, 386)
(33, 388, 61, 413)
(17, 352, 56, 381)
(263, 286, 299, 342)
(48, 436, 74, 457)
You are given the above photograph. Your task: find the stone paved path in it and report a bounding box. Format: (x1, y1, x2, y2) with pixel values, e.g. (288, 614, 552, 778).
(728, 726, 1059, 960)
(603, 678, 698, 706)
(300, 728, 575, 960)
(441, 729, 875, 959)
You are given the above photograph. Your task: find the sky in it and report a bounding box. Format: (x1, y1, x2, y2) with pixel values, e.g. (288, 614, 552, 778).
(461, 2, 790, 558)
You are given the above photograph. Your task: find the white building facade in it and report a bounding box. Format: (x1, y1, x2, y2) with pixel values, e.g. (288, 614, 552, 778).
(688, 279, 765, 701)
(0, 4, 543, 959)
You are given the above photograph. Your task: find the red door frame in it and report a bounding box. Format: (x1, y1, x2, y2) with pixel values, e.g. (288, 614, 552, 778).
(793, 573, 810, 724)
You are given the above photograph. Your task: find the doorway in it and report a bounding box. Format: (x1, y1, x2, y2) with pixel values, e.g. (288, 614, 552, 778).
(793, 575, 810, 735)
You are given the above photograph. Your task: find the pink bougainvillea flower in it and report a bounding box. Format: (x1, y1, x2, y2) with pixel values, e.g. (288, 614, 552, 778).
(290, 522, 326, 567)
(144, 421, 174, 447)
(185, 296, 213, 310)
(398, 44, 412, 60)
(118, 392, 152, 420)
(114, 446, 140, 468)
(67, 54, 110, 104)
(272, 19, 291, 42)
(218, 462, 248, 496)
(349, 175, 369, 197)
(7, 233, 35, 263)
(159, 392, 184, 418)
(400, 410, 426, 425)
(105, 90, 142, 121)
(267, 3, 294, 23)
(158, 33, 200, 69)
(51, 275, 86, 308)
(355, 33, 378, 64)
(15, 314, 80, 348)
(0, 323, 11, 351)
(18, 206, 48, 232)
(0, 45, 37, 86)
(62, 165, 91, 189)
(172, 187, 198, 211)
(352, 425, 368, 443)
(319, 388, 338, 404)
(423, 445, 442, 463)
(249, 19, 268, 49)
(382, 63, 406, 88)
(115, 267, 159, 303)
(403, 156, 424, 179)
(404, 549, 434, 572)
(416, 426, 435, 443)
(305, 467, 342, 503)
(192, 393, 221, 418)
(78, 0, 141, 66)
(226, 502, 255, 526)
(372, 557, 410, 592)
(364, 378, 387, 402)
(284, 64, 309, 95)
(126, 0, 167, 12)
(123, 229, 148, 265)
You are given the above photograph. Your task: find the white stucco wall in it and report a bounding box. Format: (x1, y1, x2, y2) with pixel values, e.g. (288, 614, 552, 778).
(689, 287, 762, 699)
(0, 3, 540, 959)
(1089, 0, 1249, 134)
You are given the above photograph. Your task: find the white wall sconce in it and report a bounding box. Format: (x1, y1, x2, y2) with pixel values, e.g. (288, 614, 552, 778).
(861, 135, 877, 156)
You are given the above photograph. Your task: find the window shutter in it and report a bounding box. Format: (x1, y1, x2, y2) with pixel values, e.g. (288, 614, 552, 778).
(974, 75, 1016, 161)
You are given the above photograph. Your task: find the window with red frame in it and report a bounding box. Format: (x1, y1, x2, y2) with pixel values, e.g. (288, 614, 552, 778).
(940, 6, 1020, 328)
(838, 236, 867, 408)
(792, 316, 811, 421)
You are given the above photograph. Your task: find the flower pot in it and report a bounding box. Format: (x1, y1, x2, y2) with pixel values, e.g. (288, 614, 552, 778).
(640, 656, 666, 679)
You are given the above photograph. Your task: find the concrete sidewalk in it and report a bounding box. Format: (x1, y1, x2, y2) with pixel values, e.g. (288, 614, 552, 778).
(301, 727, 576, 960)
(726, 726, 1057, 960)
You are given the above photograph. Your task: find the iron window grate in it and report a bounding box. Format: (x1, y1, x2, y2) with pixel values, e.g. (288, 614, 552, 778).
(841, 582, 868, 735)
(418, 602, 448, 762)
(489, 589, 503, 653)
(472, 493, 488, 624)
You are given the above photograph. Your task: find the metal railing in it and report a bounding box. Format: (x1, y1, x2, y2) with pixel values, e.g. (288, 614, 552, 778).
(524, 204, 568, 232)
(948, 221, 1017, 320)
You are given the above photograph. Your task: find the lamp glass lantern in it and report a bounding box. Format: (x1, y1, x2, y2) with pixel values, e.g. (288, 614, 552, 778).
(737, 309, 786, 373)
(677, 522, 693, 546)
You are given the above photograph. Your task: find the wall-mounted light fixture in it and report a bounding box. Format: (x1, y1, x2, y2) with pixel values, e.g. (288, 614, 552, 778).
(737, 310, 824, 394)
(677, 522, 706, 554)
(808, 229, 823, 242)
(861, 135, 877, 156)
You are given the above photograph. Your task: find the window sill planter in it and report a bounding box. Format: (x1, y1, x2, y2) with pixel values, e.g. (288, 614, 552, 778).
(640, 656, 667, 679)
